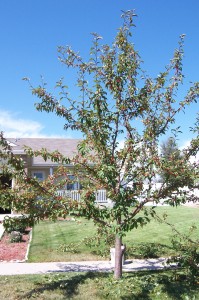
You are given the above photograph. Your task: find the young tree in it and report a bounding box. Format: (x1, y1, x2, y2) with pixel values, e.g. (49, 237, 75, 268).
(1, 10, 199, 279)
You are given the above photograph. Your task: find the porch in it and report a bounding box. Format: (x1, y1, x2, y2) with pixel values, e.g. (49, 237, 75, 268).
(57, 189, 107, 203)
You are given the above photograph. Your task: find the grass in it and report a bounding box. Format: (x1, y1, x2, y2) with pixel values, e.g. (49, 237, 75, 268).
(28, 218, 101, 262)
(1, 206, 198, 299)
(28, 206, 199, 262)
(0, 270, 198, 300)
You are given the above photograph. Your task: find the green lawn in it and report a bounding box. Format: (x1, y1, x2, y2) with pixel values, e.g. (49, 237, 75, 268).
(28, 206, 199, 262)
(0, 270, 198, 300)
(1, 206, 198, 300)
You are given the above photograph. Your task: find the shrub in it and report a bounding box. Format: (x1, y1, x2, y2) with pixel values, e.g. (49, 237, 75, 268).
(138, 243, 160, 258)
(167, 226, 199, 285)
(3, 216, 28, 233)
(9, 231, 22, 243)
(126, 243, 164, 259)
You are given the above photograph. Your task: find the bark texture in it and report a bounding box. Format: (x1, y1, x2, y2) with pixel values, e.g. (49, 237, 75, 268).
(114, 235, 123, 279)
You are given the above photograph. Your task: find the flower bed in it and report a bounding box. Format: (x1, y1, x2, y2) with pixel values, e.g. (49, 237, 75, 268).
(0, 229, 31, 262)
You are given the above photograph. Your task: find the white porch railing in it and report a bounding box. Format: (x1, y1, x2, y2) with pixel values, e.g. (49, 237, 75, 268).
(57, 189, 107, 203)
(96, 189, 107, 202)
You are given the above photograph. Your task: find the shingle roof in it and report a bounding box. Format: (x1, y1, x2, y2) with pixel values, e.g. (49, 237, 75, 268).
(7, 138, 81, 166)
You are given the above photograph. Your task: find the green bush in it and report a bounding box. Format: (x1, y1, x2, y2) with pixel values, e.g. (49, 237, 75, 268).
(9, 231, 22, 243)
(138, 243, 161, 258)
(126, 243, 164, 259)
(167, 226, 199, 285)
(3, 216, 28, 233)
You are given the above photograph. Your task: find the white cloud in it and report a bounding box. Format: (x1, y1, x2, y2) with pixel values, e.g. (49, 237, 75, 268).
(117, 139, 125, 150)
(0, 110, 46, 138)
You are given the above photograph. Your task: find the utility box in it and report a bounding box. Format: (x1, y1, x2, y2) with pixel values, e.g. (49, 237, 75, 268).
(110, 245, 125, 266)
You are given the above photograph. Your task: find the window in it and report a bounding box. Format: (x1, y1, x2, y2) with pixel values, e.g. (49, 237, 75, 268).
(32, 171, 45, 182)
(66, 175, 81, 190)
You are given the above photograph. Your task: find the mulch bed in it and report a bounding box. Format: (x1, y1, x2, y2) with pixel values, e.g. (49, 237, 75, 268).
(0, 229, 31, 262)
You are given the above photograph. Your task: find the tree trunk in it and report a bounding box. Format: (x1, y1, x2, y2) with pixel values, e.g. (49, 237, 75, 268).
(114, 235, 123, 279)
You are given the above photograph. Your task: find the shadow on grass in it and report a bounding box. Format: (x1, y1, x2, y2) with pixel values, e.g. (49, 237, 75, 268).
(18, 272, 108, 299)
(160, 278, 199, 300)
(131, 270, 199, 300)
(121, 271, 199, 300)
(18, 270, 199, 300)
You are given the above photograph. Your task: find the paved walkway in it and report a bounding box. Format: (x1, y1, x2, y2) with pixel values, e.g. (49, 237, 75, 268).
(0, 258, 168, 276)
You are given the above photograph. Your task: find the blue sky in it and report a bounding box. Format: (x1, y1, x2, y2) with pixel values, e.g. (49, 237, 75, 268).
(0, 0, 198, 148)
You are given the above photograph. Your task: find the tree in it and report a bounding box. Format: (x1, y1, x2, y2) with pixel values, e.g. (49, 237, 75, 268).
(1, 10, 199, 279)
(160, 137, 181, 181)
(161, 137, 181, 160)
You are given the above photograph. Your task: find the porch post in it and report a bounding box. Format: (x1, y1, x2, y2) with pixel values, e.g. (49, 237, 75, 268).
(50, 167, 53, 176)
(11, 177, 15, 189)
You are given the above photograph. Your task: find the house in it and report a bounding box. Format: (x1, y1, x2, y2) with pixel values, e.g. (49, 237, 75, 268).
(0, 138, 107, 214)
(7, 137, 81, 182)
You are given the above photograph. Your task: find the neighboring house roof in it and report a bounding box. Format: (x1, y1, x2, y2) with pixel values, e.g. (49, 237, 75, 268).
(7, 138, 82, 166)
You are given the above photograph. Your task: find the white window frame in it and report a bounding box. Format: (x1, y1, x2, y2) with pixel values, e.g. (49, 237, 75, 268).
(32, 171, 45, 182)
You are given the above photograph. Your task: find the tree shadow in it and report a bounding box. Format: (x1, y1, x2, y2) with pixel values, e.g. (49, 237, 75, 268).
(160, 279, 199, 300)
(18, 271, 108, 299)
(122, 271, 199, 300)
(17, 270, 199, 299)
(142, 270, 199, 300)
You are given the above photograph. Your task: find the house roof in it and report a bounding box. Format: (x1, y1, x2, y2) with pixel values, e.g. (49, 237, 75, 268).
(7, 138, 82, 166)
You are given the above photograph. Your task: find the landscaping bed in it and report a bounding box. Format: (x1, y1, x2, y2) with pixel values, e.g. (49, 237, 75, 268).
(0, 229, 31, 262)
